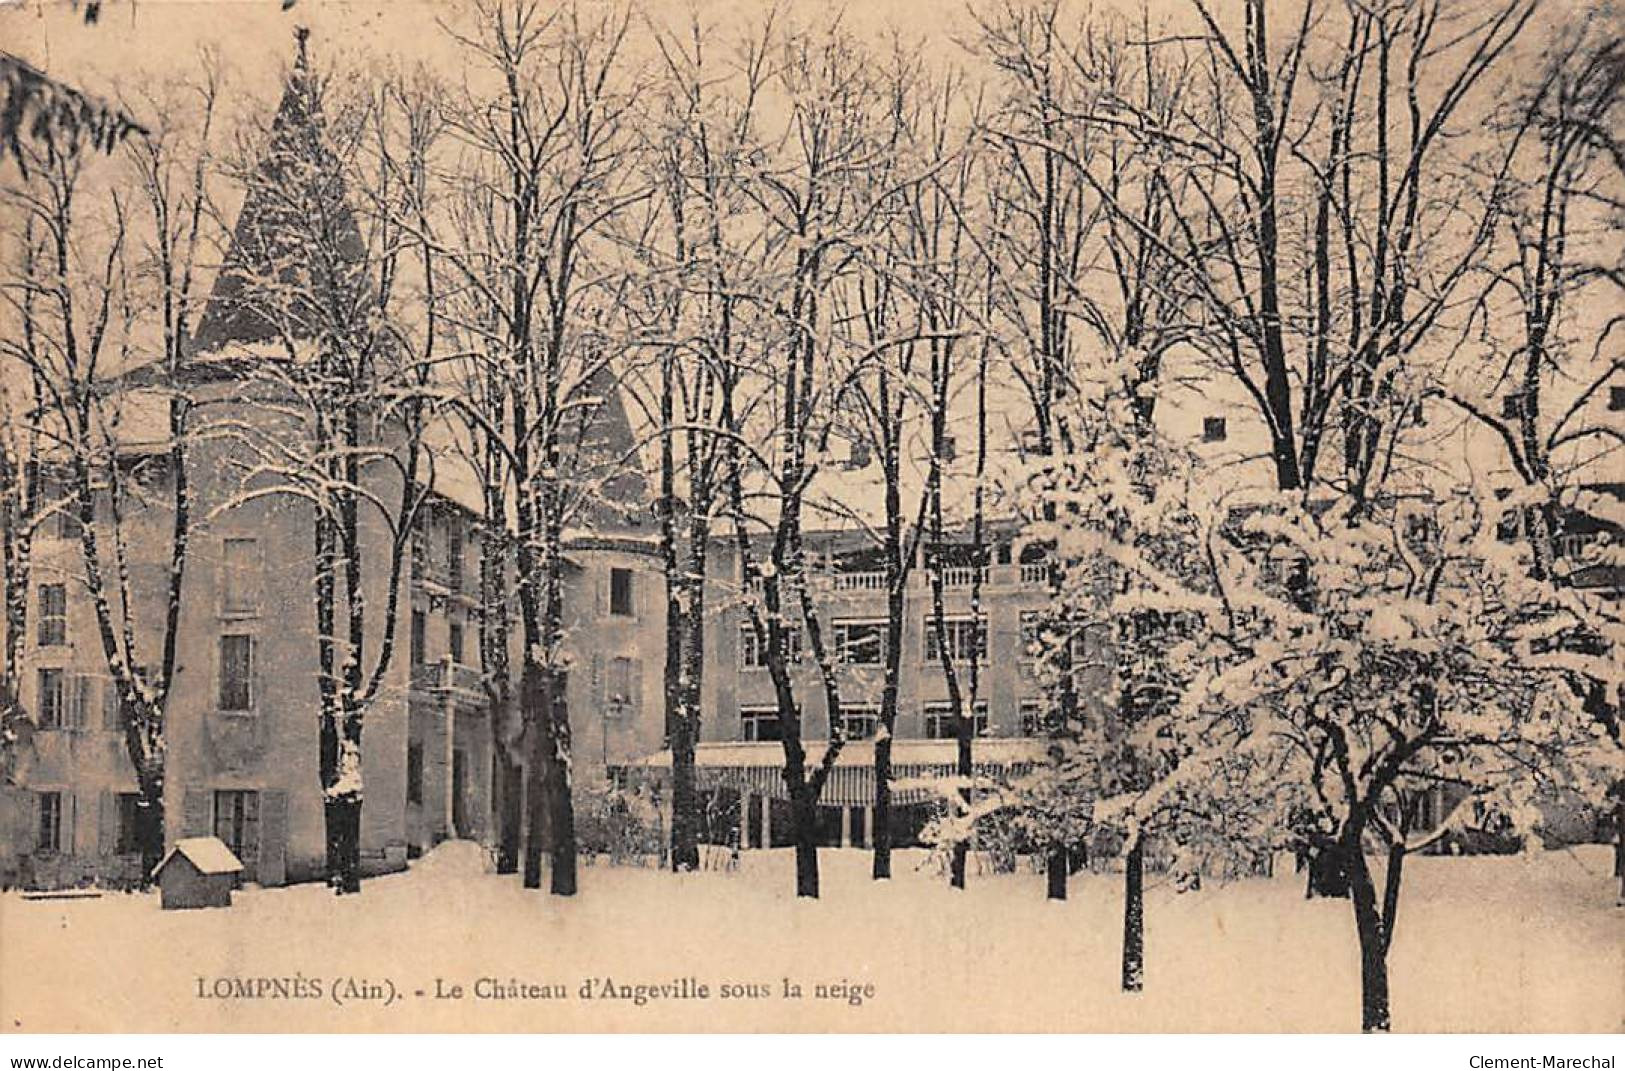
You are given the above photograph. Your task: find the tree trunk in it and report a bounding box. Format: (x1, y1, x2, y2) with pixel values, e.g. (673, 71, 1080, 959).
(669, 703, 700, 872)
(950, 719, 971, 889)
(794, 791, 820, 898)
(1614, 798, 1623, 901)
(1046, 845, 1067, 900)
(134, 783, 165, 887)
(1122, 836, 1144, 992)
(521, 662, 547, 890)
(872, 735, 892, 880)
(1348, 850, 1392, 1033)
(670, 557, 707, 872)
(324, 795, 362, 895)
(545, 667, 577, 897)
(496, 757, 522, 875)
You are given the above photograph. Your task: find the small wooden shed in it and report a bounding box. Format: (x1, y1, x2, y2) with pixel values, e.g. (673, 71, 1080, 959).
(152, 837, 243, 910)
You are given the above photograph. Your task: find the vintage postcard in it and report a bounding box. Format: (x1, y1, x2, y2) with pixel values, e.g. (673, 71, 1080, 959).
(0, 0, 1620, 1038)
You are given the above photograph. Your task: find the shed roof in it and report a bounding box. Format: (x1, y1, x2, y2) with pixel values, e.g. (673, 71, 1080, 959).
(153, 836, 244, 878)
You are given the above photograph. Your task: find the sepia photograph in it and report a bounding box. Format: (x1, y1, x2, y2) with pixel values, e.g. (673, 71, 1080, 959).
(0, 0, 1620, 1043)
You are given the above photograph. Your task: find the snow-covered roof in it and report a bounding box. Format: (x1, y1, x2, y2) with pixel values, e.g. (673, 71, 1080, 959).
(153, 836, 244, 878)
(416, 434, 487, 517)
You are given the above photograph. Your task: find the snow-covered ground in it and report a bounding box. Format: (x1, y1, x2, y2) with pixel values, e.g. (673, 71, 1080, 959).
(2, 844, 1618, 1033)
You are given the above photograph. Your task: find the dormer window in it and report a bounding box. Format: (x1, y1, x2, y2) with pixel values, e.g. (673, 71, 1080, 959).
(1202, 416, 1228, 443)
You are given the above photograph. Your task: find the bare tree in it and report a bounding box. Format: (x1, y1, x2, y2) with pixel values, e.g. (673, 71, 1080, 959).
(1445, 6, 1624, 893)
(202, 35, 437, 892)
(1062, 0, 1535, 504)
(722, 16, 906, 898)
(620, 10, 770, 871)
(434, 0, 646, 894)
(0, 63, 223, 880)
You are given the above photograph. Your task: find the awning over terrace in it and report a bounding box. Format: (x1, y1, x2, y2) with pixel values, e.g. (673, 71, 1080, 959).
(616, 738, 1044, 808)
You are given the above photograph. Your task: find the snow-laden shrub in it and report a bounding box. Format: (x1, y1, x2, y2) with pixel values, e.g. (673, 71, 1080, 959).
(574, 784, 664, 866)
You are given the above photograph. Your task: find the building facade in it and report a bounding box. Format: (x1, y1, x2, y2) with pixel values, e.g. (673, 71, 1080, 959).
(0, 46, 665, 891)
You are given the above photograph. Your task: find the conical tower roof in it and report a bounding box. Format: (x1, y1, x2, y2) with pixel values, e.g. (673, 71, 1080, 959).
(191, 28, 369, 358)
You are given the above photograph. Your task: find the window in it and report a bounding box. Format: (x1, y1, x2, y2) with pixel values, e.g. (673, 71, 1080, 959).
(213, 790, 260, 865)
(923, 616, 988, 662)
(741, 708, 782, 742)
(1501, 393, 1525, 420)
(37, 791, 62, 854)
(1019, 611, 1043, 659)
(218, 635, 254, 712)
(923, 701, 989, 739)
(739, 623, 801, 668)
(846, 438, 872, 470)
(834, 620, 887, 666)
(1202, 416, 1228, 443)
(446, 522, 464, 593)
(406, 741, 424, 805)
(41, 477, 82, 541)
(839, 707, 879, 740)
(449, 621, 465, 665)
(1019, 700, 1060, 736)
(36, 668, 64, 729)
(606, 655, 639, 717)
(67, 674, 91, 730)
(220, 537, 261, 616)
(114, 793, 141, 854)
(609, 567, 635, 617)
(37, 584, 66, 646)
(411, 520, 428, 581)
(1610, 385, 1625, 412)
(940, 435, 957, 463)
(103, 677, 123, 731)
(411, 610, 427, 665)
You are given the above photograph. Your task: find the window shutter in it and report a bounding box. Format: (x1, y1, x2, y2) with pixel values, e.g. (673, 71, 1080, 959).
(98, 790, 117, 855)
(258, 790, 287, 886)
(590, 652, 605, 712)
(629, 657, 643, 718)
(247, 539, 265, 613)
(182, 788, 211, 838)
(102, 678, 121, 732)
(15, 794, 39, 855)
(71, 675, 92, 731)
(63, 793, 77, 854)
(596, 567, 609, 618)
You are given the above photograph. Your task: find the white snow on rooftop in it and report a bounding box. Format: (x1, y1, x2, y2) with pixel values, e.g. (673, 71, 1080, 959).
(154, 836, 244, 877)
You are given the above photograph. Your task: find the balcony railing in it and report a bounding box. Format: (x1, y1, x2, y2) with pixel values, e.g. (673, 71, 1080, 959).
(1019, 562, 1053, 586)
(833, 570, 887, 592)
(941, 565, 989, 587)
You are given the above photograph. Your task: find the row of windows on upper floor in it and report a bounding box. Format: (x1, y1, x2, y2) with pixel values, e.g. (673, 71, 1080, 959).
(833, 420, 1232, 471)
(736, 612, 1101, 669)
(737, 699, 1065, 742)
(29, 537, 265, 652)
(407, 566, 641, 667)
(30, 632, 254, 730)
